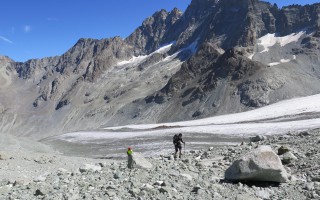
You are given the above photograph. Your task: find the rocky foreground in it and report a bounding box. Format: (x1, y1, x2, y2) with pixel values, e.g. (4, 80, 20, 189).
(1, 129, 320, 200)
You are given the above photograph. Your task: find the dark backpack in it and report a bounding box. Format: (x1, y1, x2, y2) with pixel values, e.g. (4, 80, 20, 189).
(173, 134, 179, 144)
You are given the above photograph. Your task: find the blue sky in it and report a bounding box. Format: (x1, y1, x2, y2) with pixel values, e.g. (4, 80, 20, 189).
(0, 0, 318, 62)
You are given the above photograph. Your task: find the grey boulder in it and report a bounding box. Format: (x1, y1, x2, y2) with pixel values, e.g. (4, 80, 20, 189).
(79, 164, 102, 173)
(281, 152, 297, 165)
(132, 152, 153, 169)
(225, 146, 288, 183)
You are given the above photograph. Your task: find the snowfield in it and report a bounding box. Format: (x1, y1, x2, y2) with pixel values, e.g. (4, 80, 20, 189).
(55, 93, 320, 142)
(43, 93, 320, 158)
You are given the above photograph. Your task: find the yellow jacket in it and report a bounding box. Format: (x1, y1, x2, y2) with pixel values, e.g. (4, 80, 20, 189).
(127, 149, 133, 156)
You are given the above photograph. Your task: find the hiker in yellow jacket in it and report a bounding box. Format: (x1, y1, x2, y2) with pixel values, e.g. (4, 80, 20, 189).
(127, 147, 133, 169)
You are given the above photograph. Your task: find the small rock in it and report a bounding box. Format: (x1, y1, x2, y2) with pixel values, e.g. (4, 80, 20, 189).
(289, 175, 298, 182)
(34, 189, 44, 196)
(161, 181, 167, 187)
(142, 184, 154, 190)
(250, 135, 267, 142)
(159, 187, 169, 193)
(153, 181, 163, 186)
(106, 190, 117, 197)
(57, 168, 69, 176)
(0, 180, 10, 187)
(129, 188, 140, 197)
(0, 185, 12, 194)
(299, 131, 310, 137)
(34, 158, 47, 164)
(278, 145, 290, 155)
(34, 176, 47, 182)
(236, 194, 260, 200)
(180, 173, 193, 181)
(106, 184, 117, 190)
(191, 185, 201, 193)
(304, 182, 315, 191)
(213, 192, 222, 199)
(311, 191, 320, 199)
(311, 176, 320, 182)
(182, 158, 191, 164)
(79, 164, 102, 173)
(113, 172, 122, 179)
(255, 189, 270, 199)
(281, 152, 297, 164)
(0, 152, 9, 160)
(98, 162, 109, 167)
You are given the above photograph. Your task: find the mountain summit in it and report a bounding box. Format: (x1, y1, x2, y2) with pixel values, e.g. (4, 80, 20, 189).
(1, 0, 320, 138)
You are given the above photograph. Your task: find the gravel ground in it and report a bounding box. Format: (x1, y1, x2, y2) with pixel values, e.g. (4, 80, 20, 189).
(0, 129, 319, 199)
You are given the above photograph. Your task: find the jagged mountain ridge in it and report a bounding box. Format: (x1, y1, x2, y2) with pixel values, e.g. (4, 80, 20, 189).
(109, 0, 320, 125)
(1, 0, 320, 138)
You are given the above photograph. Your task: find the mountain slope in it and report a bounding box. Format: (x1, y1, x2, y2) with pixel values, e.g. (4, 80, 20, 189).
(106, 0, 320, 125)
(1, 0, 320, 138)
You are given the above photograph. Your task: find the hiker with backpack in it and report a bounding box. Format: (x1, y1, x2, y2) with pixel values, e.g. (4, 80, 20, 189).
(173, 133, 185, 159)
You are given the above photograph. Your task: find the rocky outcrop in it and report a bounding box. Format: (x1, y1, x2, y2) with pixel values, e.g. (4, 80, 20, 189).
(225, 145, 289, 183)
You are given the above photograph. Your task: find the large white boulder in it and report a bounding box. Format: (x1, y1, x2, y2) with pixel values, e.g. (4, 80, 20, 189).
(225, 145, 288, 183)
(132, 152, 153, 169)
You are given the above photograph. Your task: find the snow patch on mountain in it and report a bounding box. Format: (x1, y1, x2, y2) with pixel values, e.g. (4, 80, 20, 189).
(117, 55, 148, 66)
(268, 58, 291, 66)
(154, 42, 175, 54)
(258, 31, 305, 53)
(117, 42, 175, 66)
(105, 93, 320, 130)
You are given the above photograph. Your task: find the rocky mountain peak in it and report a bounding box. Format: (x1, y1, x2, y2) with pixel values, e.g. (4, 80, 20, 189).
(125, 8, 182, 54)
(165, 0, 277, 54)
(277, 3, 320, 35)
(0, 56, 14, 66)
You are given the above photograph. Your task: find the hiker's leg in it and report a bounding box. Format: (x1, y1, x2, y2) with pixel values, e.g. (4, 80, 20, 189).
(179, 146, 182, 158)
(128, 155, 133, 169)
(174, 145, 178, 158)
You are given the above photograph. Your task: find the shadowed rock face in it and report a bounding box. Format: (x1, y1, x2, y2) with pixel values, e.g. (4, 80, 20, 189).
(276, 4, 320, 35)
(1, 0, 320, 137)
